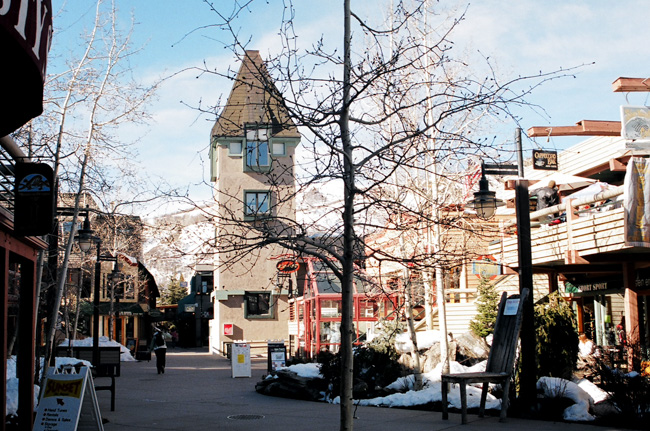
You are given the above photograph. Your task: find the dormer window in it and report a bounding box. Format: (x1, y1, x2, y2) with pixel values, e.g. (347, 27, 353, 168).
(246, 127, 270, 169)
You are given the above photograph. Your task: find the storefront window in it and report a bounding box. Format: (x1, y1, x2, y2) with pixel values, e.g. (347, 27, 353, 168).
(320, 321, 341, 353)
(320, 299, 342, 318)
(359, 300, 377, 318)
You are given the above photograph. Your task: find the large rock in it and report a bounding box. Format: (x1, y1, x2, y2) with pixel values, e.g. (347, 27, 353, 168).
(454, 331, 489, 365)
(398, 340, 457, 373)
(255, 369, 327, 401)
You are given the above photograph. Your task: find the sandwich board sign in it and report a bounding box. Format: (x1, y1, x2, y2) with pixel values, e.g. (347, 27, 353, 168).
(34, 366, 103, 431)
(231, 342, 251, 378)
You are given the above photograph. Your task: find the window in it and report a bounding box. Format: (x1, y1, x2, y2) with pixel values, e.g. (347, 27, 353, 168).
(245, 128, 270, 168)
(272, 142, 285, 156)
(229, 142, 242, 156)
(244, 292, 274, 318)
(244, 191, 270, 217)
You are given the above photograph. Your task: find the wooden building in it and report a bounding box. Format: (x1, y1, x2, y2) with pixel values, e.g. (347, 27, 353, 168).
(489, 135, 650, 369)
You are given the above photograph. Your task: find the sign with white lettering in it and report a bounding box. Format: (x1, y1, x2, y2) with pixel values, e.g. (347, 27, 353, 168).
(0, 0, 53, 135)
(532, 150, 558, 170)
(33, 366, 103, 431)
(503, 298, 520, 316)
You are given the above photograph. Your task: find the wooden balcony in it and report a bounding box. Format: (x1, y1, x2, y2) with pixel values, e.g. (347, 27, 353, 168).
(488, 186, 637, 269)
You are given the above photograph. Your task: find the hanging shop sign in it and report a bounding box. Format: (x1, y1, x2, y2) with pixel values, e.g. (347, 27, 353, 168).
(471, 255, 501, 279)
(0, 0, 53, 136)
(14, 161, 55, 236)
(276, 259, 300, 274)
(532, 150, 558, 170)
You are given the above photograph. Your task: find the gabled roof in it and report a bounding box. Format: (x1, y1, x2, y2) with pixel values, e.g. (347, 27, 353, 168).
(211, 50, 300, 139)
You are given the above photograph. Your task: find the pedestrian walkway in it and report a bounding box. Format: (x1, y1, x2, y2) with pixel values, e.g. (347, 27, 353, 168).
(97, 348, 621, 431)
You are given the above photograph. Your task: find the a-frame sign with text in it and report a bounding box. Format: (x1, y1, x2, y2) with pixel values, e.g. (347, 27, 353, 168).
(33, 366, 104, 431)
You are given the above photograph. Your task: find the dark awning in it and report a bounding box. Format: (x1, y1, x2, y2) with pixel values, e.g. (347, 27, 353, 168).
(0, 1, 53, 136)
(80, 302, 145, 316)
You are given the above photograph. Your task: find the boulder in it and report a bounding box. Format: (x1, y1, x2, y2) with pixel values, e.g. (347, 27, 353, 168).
(255, 369, 326, 401)
(454, 331, 489, 366)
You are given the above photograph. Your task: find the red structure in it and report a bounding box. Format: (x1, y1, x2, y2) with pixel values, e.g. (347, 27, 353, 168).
(289, 258, 399, 359)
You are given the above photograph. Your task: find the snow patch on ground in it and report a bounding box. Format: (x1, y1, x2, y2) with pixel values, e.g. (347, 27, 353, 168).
(6, 338, 135, 416)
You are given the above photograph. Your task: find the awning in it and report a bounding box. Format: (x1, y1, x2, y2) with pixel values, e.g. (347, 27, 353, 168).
(80, 302, 145, 316)
(0, 1, 53, 136)
(528, 173, 596, 192)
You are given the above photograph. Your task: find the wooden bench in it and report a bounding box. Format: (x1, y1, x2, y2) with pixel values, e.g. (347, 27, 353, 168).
(441, 288, 529, 424)
(55, 345, 121, 411)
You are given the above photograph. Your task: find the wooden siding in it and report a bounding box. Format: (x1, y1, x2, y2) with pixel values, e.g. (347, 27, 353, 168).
(489, 208, 627, 267)
(433, 302, 477, 335)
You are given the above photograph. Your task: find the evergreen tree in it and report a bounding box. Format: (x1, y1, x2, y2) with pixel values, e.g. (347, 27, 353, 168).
(535, 291, 578, 379)
(159, 276, 188, 305)
(470, 276, 500, 338)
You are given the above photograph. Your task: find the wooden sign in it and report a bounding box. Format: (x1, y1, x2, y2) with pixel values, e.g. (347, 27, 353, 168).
(532, 150, 558, 170)
(34, 366, 103, 431)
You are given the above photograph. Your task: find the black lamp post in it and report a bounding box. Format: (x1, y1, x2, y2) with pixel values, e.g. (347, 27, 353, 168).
(466, 128, 536, 409)
(108, 266, 125, 342)
(75, 214, 119, 366)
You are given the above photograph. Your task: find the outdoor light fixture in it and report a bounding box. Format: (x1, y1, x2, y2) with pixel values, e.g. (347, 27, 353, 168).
(465, 129, 537, 408)
(74, 214, 95, 253)
(465, 168, 506, 220)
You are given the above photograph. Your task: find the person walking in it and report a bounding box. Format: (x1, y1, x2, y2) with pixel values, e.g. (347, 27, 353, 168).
(150, 327, 167, 374)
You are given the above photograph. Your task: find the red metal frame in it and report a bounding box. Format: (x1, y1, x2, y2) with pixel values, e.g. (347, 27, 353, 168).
(290, 258, 399, 359)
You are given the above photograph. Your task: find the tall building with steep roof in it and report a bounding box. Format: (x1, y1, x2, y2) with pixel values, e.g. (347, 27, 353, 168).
(208, 51, 300, 355)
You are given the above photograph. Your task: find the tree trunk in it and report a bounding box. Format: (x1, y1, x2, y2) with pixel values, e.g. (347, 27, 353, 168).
(339, 2, 354, 430)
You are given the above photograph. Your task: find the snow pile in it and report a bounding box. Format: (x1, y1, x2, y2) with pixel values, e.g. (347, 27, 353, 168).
(278, 362, 322, 379)
(573, 378, 609, 404)
(58, 336, 137, 361)
(394, 330, 442, 354)
(537, 376, 595, 422)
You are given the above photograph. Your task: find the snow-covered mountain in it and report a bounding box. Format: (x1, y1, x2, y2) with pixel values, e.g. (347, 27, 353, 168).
(142, 205, 216, 290)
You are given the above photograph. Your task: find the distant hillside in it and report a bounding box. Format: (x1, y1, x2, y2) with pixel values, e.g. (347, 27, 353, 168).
(142, 205, 215, 291)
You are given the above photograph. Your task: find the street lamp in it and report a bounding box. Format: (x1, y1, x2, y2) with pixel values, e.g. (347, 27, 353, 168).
(75, 214, 95, 253)
(465, 166, 507, 220)
(465, 128, 536, 409)
(74, 214, 119, 366)
(108, 266, 125, 342)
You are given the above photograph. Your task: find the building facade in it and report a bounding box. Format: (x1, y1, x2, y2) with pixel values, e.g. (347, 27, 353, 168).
(208, 50, 300, 355)
(489, 135, 650, 369)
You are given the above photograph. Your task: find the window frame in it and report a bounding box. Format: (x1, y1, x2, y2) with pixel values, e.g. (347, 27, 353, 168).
(271, 142, 286, 156)
(244, 126, 271, 171)
(244, 291, 275, 319)
(244, 190, 271, 219)
(228, 141, 243, 156)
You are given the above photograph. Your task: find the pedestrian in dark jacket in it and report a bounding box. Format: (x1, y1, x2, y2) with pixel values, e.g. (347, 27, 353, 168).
(150, 328, 167, 374)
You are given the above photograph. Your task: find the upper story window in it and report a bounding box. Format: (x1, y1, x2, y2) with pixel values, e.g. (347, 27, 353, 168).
(244, 291, 274, 319)
(244, 191, 270, 217)
(246, 128, 270, 169)
(272, 142, 285, 156)
(229, 142, 243, 156)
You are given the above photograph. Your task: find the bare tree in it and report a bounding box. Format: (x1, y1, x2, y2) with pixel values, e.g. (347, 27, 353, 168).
(194, 1, 576, 429)
(11, 0, 163, 374)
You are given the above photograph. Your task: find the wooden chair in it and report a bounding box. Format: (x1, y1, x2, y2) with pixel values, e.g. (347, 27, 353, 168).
(441, 288, 529, 424)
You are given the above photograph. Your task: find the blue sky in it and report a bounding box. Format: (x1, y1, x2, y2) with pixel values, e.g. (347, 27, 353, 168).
(49, 1, 650, 207)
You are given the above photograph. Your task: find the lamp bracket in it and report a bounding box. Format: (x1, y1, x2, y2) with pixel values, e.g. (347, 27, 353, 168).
(483, 163, 518, 176)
